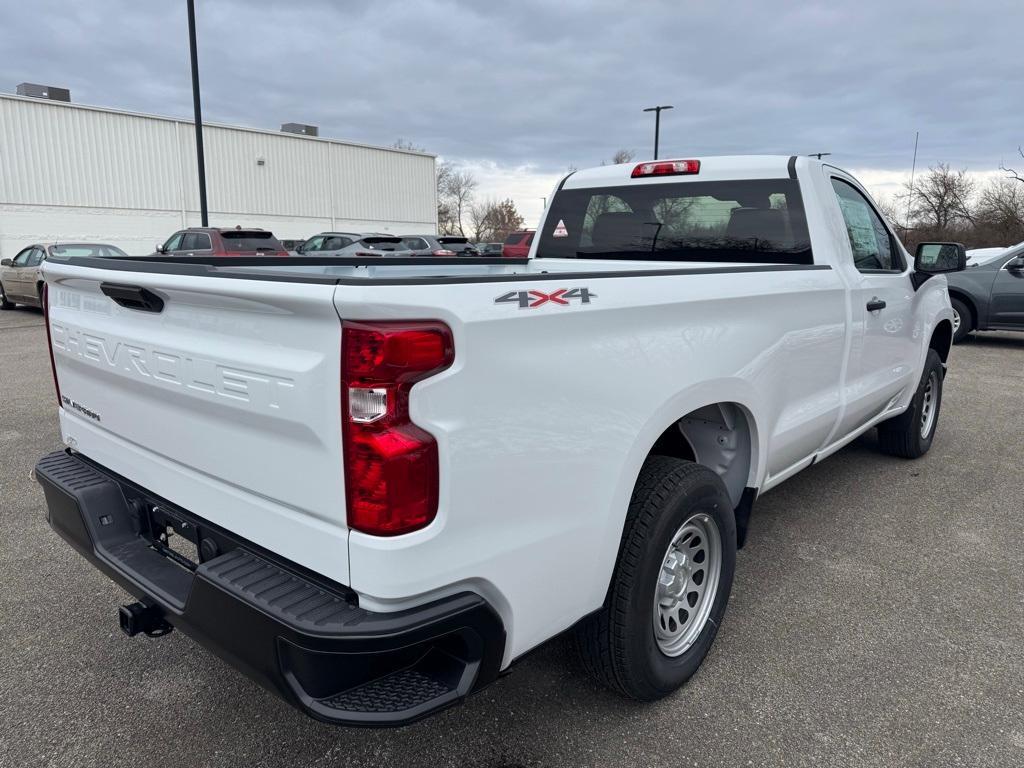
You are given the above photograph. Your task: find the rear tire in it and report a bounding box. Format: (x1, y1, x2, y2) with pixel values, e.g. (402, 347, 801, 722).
(0, 282, 13, 310)
(877, 349, 943, 459)
(574, 456, 736, 700)
(950, 298, 972, 343)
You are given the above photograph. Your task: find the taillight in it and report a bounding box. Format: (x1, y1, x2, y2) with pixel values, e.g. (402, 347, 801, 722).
(342, 321, 454, 536)
(432, 249, 457, 257)
(631, 159, 701, 178)
(42, 283, 62, 409)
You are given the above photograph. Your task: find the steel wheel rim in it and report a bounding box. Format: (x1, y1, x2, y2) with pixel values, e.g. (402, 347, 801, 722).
(920, 370, 938, 439)
(952, 309, 961, 333)
(653, 512, 722, 657)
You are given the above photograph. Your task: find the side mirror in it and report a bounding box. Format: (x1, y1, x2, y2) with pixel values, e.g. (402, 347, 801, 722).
(155, 243, 166, 254)
(0, 258, 11, 267)
(915, 242, 967, 273)
(1006, 255, 1024, 272)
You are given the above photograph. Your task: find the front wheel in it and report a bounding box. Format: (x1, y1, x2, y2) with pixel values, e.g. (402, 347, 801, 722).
(0, 282, 13, 310)
(574, 456, 736, 700)
(950, 298, 972, 343)
(877, 348, 943, 458)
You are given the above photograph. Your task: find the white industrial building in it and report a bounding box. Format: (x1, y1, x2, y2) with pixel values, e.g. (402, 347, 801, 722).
(0, 92, 437, 258)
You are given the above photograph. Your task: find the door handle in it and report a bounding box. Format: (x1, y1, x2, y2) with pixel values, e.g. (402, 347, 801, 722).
(866, 298, 886, 312)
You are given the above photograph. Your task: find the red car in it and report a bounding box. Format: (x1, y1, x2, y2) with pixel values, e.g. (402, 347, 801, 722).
(501, 230, 535, 258)
(154, 227, 289, 257)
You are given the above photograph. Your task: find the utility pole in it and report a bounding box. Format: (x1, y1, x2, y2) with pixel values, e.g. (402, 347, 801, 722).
(187, 0, 209, 226)
(642, 105, 673, 160)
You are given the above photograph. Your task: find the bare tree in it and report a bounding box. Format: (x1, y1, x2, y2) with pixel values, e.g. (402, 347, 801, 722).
(604, 149, 635, 166)
(999, 146, 1024, 184)
(392, 138, 426, 152)
(434, 161, 458, 234)
(974, 178, 1024, 244)
(901, 163, 975, 231)
(440, 169, 477, 236)
(469, 198, 524, 242)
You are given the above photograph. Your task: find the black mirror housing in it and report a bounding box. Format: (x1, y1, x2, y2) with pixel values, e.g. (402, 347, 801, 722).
(912, 242, 966, 289)
(0, 258, 11, 267)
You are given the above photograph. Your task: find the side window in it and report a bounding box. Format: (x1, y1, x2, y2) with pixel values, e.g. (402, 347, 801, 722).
(831, 179, 901, 272)
(12, 248, 34, 266)
(185, 232, 211, 251)
(303, 236, 325, 252)
(26, 248, 44, 267)
(403, 238, 427, 250)
(163, 233, 184, 252)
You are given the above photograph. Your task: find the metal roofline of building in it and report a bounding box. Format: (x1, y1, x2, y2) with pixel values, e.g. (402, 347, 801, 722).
(0, 91, 437, 160)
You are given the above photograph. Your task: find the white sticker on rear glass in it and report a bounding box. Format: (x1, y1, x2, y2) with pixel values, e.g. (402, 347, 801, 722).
(553, 219, 569, 238)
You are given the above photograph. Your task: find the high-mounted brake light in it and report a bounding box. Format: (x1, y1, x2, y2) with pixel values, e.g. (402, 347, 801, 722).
(42, 283, 63, 409)
(631, 159, 701, 178)
(342, 321, 454, 536)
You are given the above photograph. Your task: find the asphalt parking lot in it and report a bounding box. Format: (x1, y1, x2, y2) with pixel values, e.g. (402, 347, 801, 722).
(1, 307, 1022, 768)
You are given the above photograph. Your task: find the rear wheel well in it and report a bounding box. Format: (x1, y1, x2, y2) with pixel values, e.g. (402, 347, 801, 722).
(930, 320, 953, 364)
(648, 402, 753, 509)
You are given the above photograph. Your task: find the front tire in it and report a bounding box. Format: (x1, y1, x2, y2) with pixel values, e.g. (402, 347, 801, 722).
(574, 456, 736, 700)
(0, 282, 13, 310)
(950, 298, 972, 343)
(877, 348, 943, 458)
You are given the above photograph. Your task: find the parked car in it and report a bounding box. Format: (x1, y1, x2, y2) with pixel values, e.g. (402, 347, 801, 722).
(154, 227, 288, 257)
(476, 242, 504, 256)
(400, 235, 480, 256)
(319, 234, 414, 257)
(36, 155, 962, 727)
(294, 232, 363, 254)
(502, 229, 535, 258)
(0, 242, 127, 309)
(946, 241, 1024, 342)
(280, 239, 306, 252)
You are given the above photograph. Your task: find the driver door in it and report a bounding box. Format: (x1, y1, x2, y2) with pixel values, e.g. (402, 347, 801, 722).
(6, 247, 35, 299)
(989, 253, 1024, 328)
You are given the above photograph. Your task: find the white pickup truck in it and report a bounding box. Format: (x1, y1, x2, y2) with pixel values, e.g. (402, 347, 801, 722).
(35, 155, 965, 726)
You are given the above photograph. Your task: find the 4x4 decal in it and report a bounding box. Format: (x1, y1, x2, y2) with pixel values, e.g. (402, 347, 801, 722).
(494, 288, 596, 309)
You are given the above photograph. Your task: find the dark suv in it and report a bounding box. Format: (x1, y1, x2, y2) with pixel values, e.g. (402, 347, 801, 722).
(154, 228, 288, 257)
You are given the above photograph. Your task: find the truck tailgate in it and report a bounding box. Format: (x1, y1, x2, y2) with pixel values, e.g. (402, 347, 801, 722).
(42, 261, 350, 584)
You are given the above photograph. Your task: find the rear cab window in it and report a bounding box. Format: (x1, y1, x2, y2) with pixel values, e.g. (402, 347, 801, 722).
(536, 179, 813, 264)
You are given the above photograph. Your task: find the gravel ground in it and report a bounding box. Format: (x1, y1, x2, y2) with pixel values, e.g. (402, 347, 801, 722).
(1, 306, 1022, 768)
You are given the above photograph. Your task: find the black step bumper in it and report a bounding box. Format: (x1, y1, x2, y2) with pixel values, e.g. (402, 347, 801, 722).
(34, 450, 505, 727)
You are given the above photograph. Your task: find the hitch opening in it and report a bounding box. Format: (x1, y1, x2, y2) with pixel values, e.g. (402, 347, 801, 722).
(119, 601, 173, 638)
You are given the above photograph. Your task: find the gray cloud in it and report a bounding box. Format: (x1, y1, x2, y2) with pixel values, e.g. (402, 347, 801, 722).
(2, 0, 1022, 177)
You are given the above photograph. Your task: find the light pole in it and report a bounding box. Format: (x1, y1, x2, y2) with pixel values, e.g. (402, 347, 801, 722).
(187, 0, 209, 226)
(642, 105, 673, 160)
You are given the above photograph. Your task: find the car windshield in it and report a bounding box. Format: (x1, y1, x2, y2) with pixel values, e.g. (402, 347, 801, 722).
(536, 179, 813, 264)
(49, 244, 128, 258)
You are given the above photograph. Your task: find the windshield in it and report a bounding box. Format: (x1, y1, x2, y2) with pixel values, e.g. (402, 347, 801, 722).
(536, 179, 812, 264)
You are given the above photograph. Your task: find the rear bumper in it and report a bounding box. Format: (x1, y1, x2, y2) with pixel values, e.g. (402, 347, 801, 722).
(34, 450, 505, 727)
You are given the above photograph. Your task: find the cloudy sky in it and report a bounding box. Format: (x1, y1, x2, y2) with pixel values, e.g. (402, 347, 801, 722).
(2, 0, 1022, 225)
